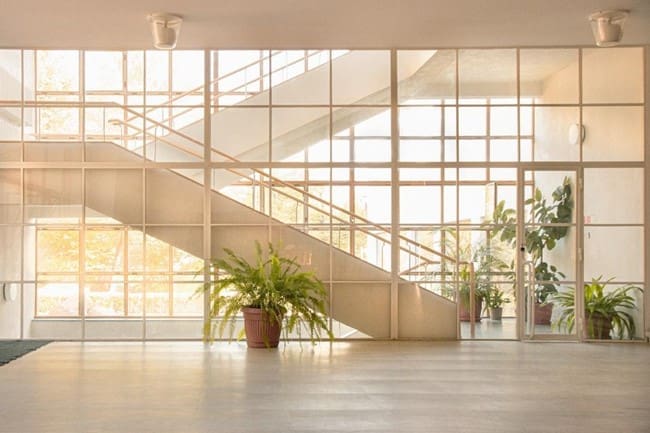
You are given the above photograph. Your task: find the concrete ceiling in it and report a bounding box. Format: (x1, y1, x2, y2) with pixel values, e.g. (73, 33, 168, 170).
(0, 0, 649, 50)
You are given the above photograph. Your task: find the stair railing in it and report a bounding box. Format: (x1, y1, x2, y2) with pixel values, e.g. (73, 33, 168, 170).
(97, 102, 462, 300)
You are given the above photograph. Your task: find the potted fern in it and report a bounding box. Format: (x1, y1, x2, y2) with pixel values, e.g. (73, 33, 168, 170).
(485, 288, 510, 321)
(200, 241, 333, 348)
(552, 276, 642, 339)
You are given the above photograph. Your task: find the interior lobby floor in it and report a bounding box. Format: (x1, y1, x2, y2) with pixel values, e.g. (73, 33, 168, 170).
(0, 341, 649, 433)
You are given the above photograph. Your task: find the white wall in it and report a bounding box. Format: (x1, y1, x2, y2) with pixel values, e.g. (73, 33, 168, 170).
(0, 283, 21, 339)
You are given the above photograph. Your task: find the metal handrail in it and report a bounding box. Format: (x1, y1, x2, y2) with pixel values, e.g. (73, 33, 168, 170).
(100, 103, 453, 279)
(523, 260, 536, 338)
(468, 262, 477, 339)
(456, 261, 477, 339)
(103, 101, 456, 267)
(27, 96, 458, 305)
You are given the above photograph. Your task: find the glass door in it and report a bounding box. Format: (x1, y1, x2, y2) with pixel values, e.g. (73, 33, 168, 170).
(457, 178, 519, 340)
(519, 168, 580, 340)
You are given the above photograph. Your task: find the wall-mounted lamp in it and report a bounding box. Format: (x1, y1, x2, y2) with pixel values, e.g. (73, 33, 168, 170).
(2, 283, 18, 302)
(568, 123, 586, 146)
(148, 13, 183, 50)
(588, 10, 628, 47)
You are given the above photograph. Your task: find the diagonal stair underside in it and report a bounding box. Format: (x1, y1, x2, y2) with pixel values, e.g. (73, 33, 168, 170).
(80, 141, 457, 339)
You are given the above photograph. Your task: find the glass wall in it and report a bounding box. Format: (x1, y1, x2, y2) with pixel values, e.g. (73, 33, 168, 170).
(0, 47, 645, 341)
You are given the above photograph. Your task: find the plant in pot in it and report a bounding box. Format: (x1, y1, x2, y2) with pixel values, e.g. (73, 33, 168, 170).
(485, 288, 510, 321)
(457, 275, 485, 322)
(490, 177, 573, 325)
(200, 241, 333, 348)
(552, 276, 642, 340)
(457, 243, 509, 322)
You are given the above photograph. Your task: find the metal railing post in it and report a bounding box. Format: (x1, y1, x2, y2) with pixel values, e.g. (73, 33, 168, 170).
(524, 260, 536, 338)
(469, 262, 476, 339)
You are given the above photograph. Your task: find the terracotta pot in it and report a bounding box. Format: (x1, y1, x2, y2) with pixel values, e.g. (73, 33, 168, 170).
(586, 313, 612, 339)
(242, 307, 282, 348)
(534, 302, 553, 325)
(459, 299, 482, 322)
(489, 307, 503, 321)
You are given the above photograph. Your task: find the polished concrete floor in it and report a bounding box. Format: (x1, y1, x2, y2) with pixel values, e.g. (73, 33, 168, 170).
(0, 341, 649, 433)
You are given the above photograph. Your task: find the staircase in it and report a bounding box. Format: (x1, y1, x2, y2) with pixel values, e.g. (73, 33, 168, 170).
(24, 50, 460, 339)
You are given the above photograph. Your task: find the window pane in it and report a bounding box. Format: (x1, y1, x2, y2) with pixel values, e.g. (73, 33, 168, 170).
(584, 227, 643, 282)
(272, 50, 329, 105)
(459, 49, 516, 104)
(85, 51, 123, 91)
(146, 169, 203, 224)
(37, 280, 79, 317)
(584, 168, 643, 225)
(85, 281, 125, 316)
(490, 106, 517, 136)
(399, 107, 441, 136)
(0, 169, 21, 224)
(520, 49, 578, 104)
(86, 169, 143, 224)
(0, 226, 21, 280)
(400, 139, 441, 162)
(459, 107, 486, 136)
(36, 50, 80, 97)
(0, 107, 21, 140)
(145, 50, 169, 92)
(332, 50, 390, 105)
(582, 106, 643, 161)
(212, 50, 269, 106)
(37, 229, 79, 272)
(146, 277, 170, 316)
(212, 107, 269, 162)
(24, 169, 82, 223)
(459, 140, 486, 162)
(533, 107, 580, 161)
(490, 139, 518, 162)
(272, 107, 328, 162)
(582, 48, 643, 104)
(355, 186, 391, 225)
(398, 50, 455, 104)
(0, 50, 22, 101)
(85, 229, 125, 272)
(400, 186, 440, 224)
(172, 282, 203, 316)
(172, 51, 204, 92)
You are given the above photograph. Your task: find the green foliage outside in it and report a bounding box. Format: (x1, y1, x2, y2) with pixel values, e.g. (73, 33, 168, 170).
(553, 277, 642, 339)
(490, 177, 573, 303)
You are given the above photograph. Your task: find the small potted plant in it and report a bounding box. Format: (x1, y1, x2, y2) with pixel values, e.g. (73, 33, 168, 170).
(458, 282, 484, 322)
(200, 241, 333, 348)
(552, 276, 642, 339)
(485, 288, 510, 321)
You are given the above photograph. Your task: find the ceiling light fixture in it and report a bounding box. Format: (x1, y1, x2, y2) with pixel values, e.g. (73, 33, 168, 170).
(148, 13, 183, 50)
(588, 10, 628, 47)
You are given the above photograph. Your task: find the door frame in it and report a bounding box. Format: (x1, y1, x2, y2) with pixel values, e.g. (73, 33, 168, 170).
(516, 165, 584, 341)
